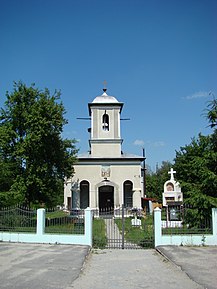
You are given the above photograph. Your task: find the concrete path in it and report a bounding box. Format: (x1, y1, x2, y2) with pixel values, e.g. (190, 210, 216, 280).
(0, 243, 89, 289)
(104, 217, 142, 249)
(104, 217, 122, 248)
(157, 246, 217, 289)
(69, 249, 204, 289)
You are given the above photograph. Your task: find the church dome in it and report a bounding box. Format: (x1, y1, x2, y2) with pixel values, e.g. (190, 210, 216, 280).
(92, 90, 119, 103)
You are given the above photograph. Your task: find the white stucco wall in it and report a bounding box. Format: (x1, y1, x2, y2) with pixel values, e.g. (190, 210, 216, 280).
(90, 143, 121, 157)
(64, 161, 143, 209)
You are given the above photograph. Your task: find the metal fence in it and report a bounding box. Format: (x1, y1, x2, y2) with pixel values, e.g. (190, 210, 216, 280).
(0, 205, 37, 232)
(45, 208, 85, 234)
(161, 205, 212, 235)
(92, 206, 154, 249)
(0, 206, 85, 235)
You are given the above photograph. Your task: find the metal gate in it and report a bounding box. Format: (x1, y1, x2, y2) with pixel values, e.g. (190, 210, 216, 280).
(92, 205, 154, 249)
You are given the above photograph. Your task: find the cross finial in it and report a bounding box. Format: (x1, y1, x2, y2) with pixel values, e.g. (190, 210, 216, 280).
(168, 168, 176, 181)
(103, 80, 107, 93)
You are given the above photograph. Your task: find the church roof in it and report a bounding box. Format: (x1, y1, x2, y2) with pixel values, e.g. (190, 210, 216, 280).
(88, 89, 123, 114)
(77, 152, 144, 162)
(92, 91, 119, 104)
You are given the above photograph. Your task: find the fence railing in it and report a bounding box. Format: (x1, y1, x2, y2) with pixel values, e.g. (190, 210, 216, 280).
(92, 206, 144, 218)
(1, 204, 217, 247)
(154, 207, 217, 247)
(0, 206, 37, 233)
(45, 208, 85, 234)
(0, 206, 92, 246)
(161, 206, 212, 235)
(92, 207, 154, 249)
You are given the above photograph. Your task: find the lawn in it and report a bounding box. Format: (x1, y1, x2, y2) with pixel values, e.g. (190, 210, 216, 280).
(92, 218, 107, 248)
(115, 215, 154, 248)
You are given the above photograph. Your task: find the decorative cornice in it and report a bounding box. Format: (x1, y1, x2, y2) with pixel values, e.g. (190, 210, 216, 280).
(90, 139, 123, 144)
(75, 157, 144, 166)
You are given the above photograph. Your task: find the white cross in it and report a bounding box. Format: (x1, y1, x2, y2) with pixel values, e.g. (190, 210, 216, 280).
(168, 168, 176, 181)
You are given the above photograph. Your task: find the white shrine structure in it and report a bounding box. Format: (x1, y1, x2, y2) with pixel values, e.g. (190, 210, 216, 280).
(162, 168, 183, 207)
(64, 88, 145, 212)
(162, 168, 183, 224)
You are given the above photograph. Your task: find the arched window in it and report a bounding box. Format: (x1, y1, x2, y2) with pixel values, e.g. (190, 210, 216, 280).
(80, 180, 89, 209)
(102, 113, 109, 131)
(124, 180, 133, 208)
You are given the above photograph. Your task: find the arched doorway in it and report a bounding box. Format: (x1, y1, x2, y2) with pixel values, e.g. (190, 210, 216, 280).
(124, 180, 133, 208)
(80, 180, 89, 209)
(99, 185, 114, 212)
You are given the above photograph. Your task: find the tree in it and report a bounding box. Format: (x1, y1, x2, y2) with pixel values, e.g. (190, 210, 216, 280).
(146, 161, 173, 201)
(0, 82, 78, 207)
(174, 97, 217, 225)
(0, 151, 19, 206)
(205, 94, 217, 128)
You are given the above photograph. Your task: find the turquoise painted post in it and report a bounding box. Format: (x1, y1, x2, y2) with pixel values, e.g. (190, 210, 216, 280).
(37, 208, 45, 235)
(85, 207, 93, 247)
(154, 207, 162, 247)
(212, 208, 217, 236)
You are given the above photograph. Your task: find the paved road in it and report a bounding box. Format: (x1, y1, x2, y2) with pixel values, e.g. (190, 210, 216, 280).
(69, 249, 203, 289)
(157, 246, 217, 289)
(0, 243, 89, 289)
(0, 243, 216, 289)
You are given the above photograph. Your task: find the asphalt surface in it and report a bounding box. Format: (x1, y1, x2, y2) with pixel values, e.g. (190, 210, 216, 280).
(69, 249, 204, 289)
(0, 243, 216, 289)
(0, 243, 90, 289)
(157, 245, 217, 289)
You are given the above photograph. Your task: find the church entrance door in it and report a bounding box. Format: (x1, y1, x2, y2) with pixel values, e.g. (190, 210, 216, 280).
(99, 185, 114, 213)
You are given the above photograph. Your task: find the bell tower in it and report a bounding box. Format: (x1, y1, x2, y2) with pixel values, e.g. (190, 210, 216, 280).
(88, 89, 124, 157)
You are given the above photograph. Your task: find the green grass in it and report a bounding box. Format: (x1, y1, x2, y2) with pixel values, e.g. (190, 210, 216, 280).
(115, 215, 154, 248)
(0, 226, 36, 233)
(45, 210, 69, 218)
(45, 222, 84, 234)
(162, 226, 212, 235)
(45, 213, 85, 234)
(92, 218, 107, 248)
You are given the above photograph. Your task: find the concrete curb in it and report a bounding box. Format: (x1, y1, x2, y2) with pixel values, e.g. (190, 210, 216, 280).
(155, 246, 205, 289)
(77, 245, 92, 277)
(155, 246, 182, 269)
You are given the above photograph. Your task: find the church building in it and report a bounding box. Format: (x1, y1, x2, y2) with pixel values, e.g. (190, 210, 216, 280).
(64, 88, 145, 212)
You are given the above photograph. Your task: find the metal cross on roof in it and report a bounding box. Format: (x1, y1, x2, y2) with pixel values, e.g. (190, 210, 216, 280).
(103, 80, 107, 92)
(168, 168, 176, 181)
(103, 80, 107, 88)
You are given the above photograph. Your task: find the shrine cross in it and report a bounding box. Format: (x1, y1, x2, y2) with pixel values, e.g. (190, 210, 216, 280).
(168, 168, 176, 180)
(103, 80, 107, 89)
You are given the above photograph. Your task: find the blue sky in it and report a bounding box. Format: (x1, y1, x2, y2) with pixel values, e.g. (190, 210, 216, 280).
(0, 0, 216, 171)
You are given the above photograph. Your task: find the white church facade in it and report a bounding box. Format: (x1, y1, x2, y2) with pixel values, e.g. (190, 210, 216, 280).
(64, 88, 145, 212)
